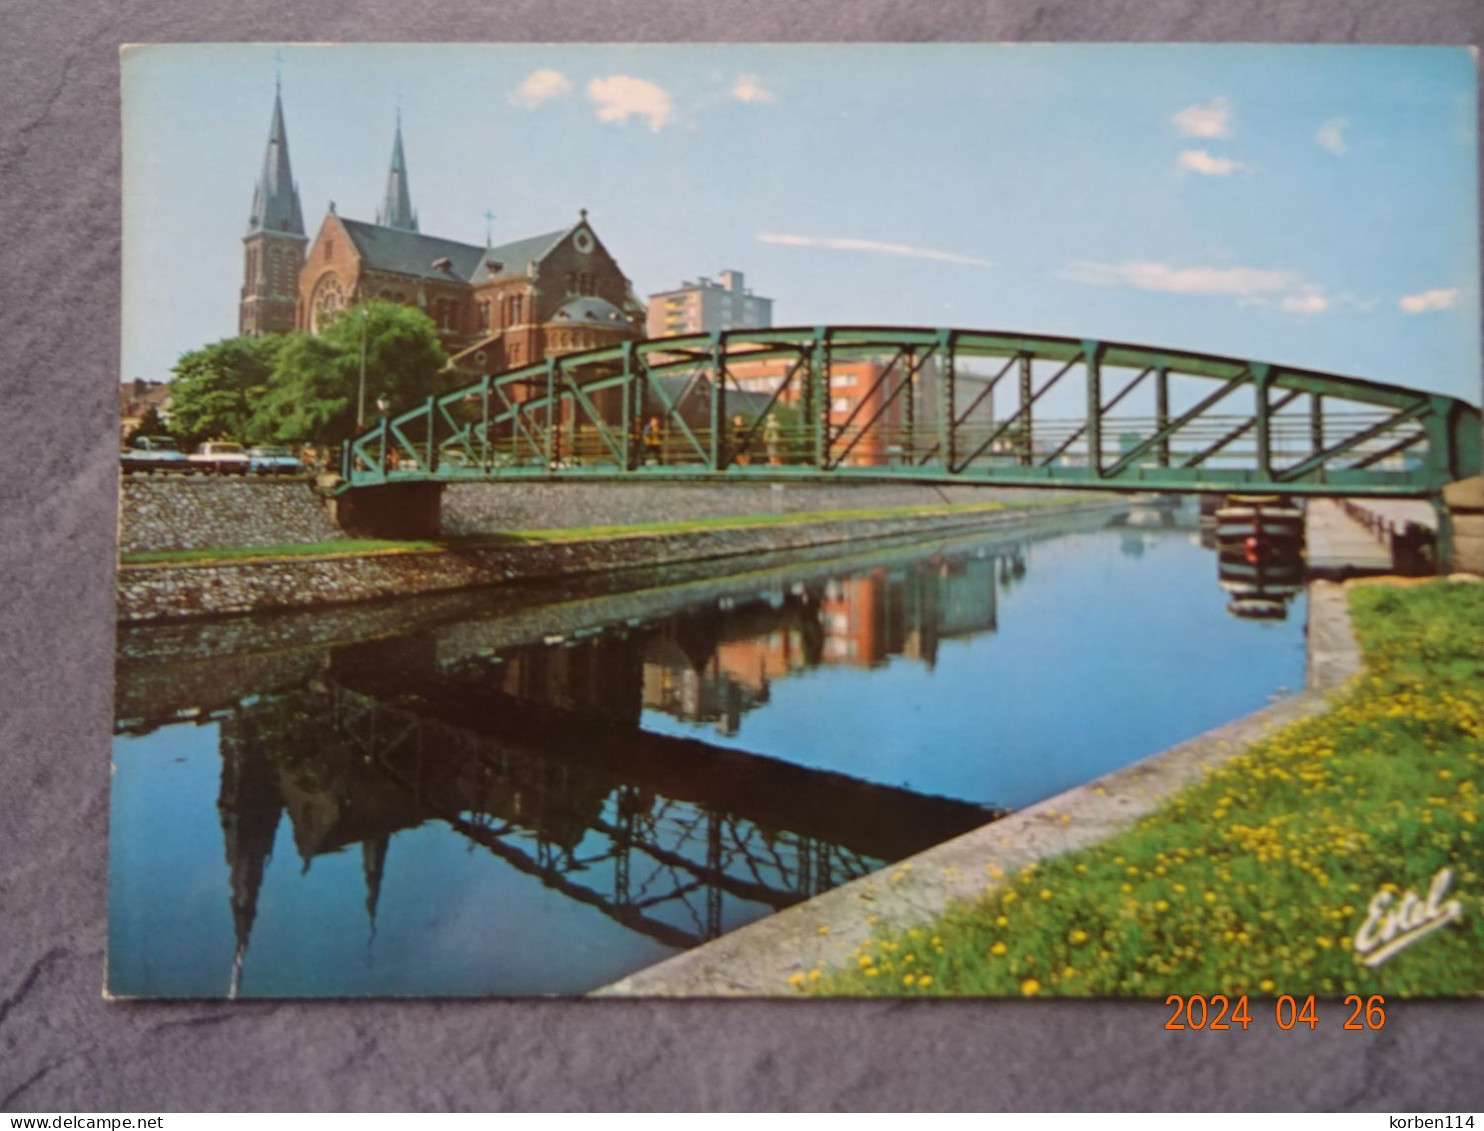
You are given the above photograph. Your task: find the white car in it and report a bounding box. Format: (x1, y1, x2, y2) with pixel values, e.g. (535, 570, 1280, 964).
(188, 441, 252, 474)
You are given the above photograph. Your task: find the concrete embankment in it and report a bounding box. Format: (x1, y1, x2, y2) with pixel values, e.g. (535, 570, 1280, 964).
(596, 581, 1363, 997)
(117, 496, 1123, 623)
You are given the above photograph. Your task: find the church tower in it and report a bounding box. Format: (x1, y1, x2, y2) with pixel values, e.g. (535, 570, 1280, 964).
(240, 82, 307, 336)
(375, 113, 418, 232)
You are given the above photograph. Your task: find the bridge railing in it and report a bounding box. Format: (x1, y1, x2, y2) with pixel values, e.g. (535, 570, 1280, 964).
(343, 326, 1480, 496)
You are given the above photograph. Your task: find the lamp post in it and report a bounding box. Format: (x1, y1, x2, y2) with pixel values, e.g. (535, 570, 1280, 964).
(356, 306, 370, 429)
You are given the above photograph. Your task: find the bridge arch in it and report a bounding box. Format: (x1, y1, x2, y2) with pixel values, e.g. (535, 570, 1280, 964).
(345, 325, 1480, 498)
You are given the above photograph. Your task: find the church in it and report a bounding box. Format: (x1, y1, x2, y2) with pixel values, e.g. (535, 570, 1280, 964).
(238, 85, 645, 377)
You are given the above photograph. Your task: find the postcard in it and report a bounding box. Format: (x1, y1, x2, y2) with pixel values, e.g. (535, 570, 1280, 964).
(111, 43, 1482, 1005)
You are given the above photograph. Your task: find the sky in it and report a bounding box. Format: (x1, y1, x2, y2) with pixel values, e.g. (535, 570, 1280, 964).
(121, 43, 1481, 403)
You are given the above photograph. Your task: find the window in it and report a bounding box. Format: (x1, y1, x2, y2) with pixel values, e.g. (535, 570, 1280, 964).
(510, 294, 524, 324)
(310, 274, 345, 333)
(323, 238, 333, 262)
(834, 372, 858, 388)
(832, 396, 852, 413)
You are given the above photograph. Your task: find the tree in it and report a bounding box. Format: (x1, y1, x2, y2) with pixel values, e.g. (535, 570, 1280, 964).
(168, 335, 283, 448)
(132, 403, 167, 439)
(253, 301, 451, 447)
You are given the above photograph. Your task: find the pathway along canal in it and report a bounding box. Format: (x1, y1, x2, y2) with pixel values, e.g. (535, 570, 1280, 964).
(108, 504, 1307, 997)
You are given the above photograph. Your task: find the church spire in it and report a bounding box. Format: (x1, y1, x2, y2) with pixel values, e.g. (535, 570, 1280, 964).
(375, 112, 418, 232)
(246, 81, 305, 237)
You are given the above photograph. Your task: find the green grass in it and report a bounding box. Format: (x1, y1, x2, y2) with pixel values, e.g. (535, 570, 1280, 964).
(807, 580, 1484, 998)
(119, 498, 1064, 566)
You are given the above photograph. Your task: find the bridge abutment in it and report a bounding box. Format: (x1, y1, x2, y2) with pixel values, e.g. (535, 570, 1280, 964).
(1439, 476, 1484, 575)
(332, 482, 444, 541)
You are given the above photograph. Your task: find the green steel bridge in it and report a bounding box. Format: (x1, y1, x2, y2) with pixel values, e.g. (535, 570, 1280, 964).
(343, 325, 1480, 499)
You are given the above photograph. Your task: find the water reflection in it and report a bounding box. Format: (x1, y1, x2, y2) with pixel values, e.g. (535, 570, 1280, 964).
(211, 678, 997, 993)
(117, 540, 1029, 996)
(110, 513, 1307, 997)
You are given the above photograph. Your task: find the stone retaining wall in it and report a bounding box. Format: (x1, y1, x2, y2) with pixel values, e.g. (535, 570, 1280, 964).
(120, 475, 1048, 555)
(119, 476, 343, 554)
(117, 499, 1121, 623)
(441, 481, 1040, 534)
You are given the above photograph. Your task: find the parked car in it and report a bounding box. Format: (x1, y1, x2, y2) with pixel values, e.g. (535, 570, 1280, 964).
(120, 435, 189, 474)
(247, 445, 305, 476)
(188, 441, 252, 474)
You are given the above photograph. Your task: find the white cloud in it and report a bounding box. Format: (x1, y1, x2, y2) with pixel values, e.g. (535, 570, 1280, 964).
(1064, 259, 1343, 315)
(1281, 291, 1328, 314)
(732, 74, 776, 104)
(1172, 96, 1233, 139)
(1399, 288, 1459, 314)
(1316, 118, 1348, 155)
(757, 232, 990, 267)
(509, 69, 572, 109)
(1063, 260, 1299, 297)
(1178, 149, 1245, 176)
(586, 75, 674, 132)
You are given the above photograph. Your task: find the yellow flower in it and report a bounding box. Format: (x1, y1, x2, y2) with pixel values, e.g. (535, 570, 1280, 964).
(1260, 978, 1276, 993)
(995, 915, 1009, 927)
(903, 974, 916, 987)
(1040, 889, 1052, 900)
(918, 975, 934, 988)
(1068, 929, 1090, 946)
(816, 925, 830, 936)
(788, 972, 806, 988)
(991, 941, 1008, 956)
(1021, 978, 1041, 996)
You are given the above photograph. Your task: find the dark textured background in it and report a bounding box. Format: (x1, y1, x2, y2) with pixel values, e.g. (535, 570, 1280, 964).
(3, 0, 1482, 1112)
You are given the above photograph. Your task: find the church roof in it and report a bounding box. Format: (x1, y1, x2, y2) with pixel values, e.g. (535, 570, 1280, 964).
(339, 219, 486, 283)
(375, 116, 418, 232)
(468, 228, 571, 284)
(246, 86, 305, 238)
(551, 295, 631, 325)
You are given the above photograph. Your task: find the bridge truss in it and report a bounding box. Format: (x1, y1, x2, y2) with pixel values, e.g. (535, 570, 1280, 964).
(344, 326, 1480, 497)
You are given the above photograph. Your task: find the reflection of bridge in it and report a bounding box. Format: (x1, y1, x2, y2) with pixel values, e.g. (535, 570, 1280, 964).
(344, 325, 1480, 498)
(215, 677, 999, 990)
(174, 544, 1028, 990)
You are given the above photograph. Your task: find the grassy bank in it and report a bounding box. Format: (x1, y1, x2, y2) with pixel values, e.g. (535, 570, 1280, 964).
(808, 580, 1484, 998)
(119, 498, 1066, 566)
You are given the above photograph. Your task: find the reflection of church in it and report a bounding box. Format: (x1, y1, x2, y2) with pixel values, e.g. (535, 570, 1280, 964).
(239, 84, 645, 376)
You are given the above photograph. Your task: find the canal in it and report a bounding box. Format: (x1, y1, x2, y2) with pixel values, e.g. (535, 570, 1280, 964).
(108, 505, 1307, 997)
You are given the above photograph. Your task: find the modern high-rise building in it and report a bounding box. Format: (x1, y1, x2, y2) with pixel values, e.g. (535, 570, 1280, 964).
(646, 270, 774, 338)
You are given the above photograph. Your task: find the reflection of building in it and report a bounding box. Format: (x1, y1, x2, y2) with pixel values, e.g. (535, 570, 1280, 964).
(647, 270, 773, 338)
(240, 86, 644, 375)
(635, 552, 1013, 733)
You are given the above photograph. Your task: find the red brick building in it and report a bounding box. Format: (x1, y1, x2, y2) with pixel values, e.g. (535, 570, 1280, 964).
(239, 89, 644, 376)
